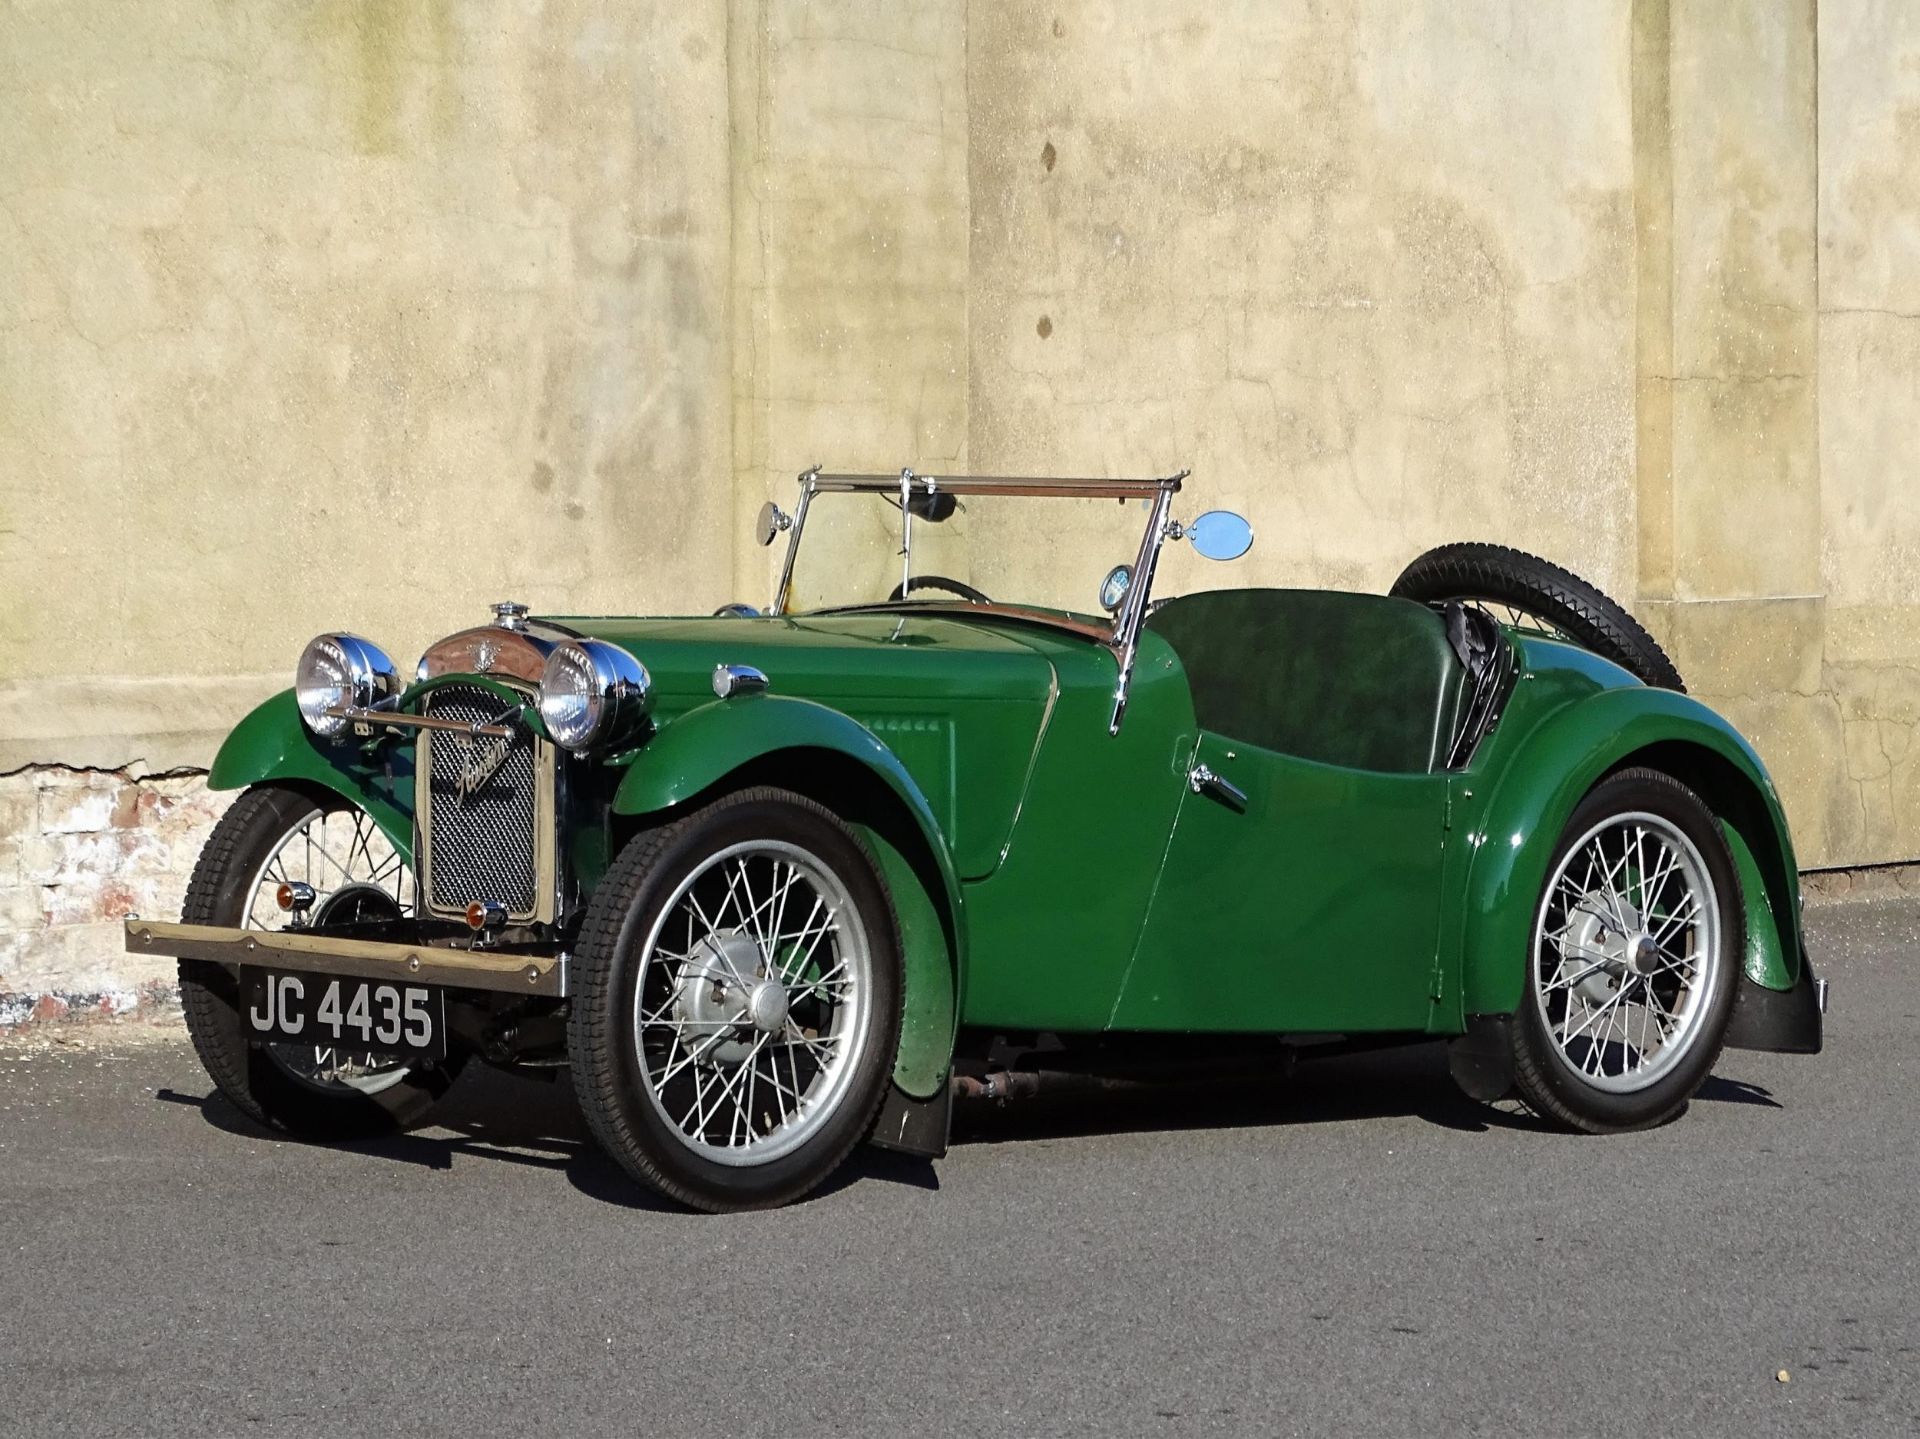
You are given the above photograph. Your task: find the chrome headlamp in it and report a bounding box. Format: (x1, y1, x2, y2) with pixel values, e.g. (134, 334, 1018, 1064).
(538, 639, 651, 753)
(295, 633, 401, 740)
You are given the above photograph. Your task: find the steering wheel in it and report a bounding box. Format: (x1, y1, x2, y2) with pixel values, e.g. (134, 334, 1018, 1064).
(888, 574, 992, 604)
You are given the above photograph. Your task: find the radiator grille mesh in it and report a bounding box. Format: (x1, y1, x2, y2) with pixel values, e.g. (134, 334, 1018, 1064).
(421, 685, 541, 916)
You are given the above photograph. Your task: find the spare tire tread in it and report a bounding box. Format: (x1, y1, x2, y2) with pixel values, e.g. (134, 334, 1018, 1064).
(1390, 541, 1685, 693)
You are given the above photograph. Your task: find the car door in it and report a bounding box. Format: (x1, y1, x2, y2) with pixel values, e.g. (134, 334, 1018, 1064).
(1110, 730, 1450, 1033)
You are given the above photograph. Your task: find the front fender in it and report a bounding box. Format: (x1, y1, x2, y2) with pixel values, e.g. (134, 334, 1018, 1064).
(611, 695, 968, 1100)
(1457, 685, 1803, 1017)
(208, 690, 415, 859)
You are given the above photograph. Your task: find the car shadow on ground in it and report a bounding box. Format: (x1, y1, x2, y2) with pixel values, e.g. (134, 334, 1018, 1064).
(153, 1041, 1781, 1211)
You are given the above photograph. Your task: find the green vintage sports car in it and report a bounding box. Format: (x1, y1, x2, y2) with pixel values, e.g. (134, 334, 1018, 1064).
(132, 468, 1825, 1211)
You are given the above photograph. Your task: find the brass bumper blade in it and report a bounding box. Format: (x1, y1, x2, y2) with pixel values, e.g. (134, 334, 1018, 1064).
(124, 920, 565, 997)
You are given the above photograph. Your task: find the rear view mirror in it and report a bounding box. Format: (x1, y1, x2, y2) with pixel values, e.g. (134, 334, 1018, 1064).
(907, 490, 958, 523)
(757, 501, 793, 546)
(1187, 510, 1253, 562)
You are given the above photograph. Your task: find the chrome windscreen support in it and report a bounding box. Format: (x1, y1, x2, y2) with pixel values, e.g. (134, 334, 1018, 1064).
(771, 465, 820, 614)
(898, 466, 915, 601)
(1107, 470, 1189, 735)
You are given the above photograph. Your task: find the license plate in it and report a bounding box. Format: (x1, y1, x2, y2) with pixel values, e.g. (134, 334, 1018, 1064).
(240, 967, 447, 1062)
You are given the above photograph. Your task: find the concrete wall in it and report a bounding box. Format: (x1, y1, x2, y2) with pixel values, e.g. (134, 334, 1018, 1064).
(1816, 0, 1920, 867)
(4, 0, 1918, 1021)
(967, 1, 1640, 624)
(1, 0, 737, 773)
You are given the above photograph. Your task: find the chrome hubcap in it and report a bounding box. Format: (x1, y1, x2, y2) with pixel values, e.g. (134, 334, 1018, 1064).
(1532, 812, 1720, 1094)
(747, 980, 790, 1034)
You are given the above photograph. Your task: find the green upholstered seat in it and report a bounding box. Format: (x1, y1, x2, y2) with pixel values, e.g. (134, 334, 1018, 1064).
(1145, 589, 1464, 773)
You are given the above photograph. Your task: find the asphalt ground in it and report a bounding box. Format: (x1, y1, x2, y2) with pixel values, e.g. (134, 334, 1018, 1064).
(1, 898, 1915, 1438)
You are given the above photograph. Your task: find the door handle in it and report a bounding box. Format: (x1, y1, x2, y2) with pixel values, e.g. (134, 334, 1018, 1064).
(1189, 763, 1248, 813)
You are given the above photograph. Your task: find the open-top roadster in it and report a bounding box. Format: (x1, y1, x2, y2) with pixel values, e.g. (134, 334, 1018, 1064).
(132, 468, 1824, 1210)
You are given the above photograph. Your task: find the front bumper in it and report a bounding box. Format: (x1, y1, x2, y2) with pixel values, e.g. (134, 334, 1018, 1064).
(124, 919, 567, 998)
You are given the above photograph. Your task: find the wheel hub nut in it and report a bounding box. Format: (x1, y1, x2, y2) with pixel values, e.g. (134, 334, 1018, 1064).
(747, 980, 789, 1034)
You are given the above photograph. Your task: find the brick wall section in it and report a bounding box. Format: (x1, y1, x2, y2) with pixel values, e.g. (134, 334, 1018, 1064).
(0, 767, 229, 1029)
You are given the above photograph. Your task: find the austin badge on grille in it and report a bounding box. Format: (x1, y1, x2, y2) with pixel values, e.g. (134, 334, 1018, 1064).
(455, 733, 512, 804)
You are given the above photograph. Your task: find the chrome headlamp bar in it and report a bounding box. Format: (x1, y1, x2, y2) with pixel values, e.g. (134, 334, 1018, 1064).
(322, 706, 518, 739)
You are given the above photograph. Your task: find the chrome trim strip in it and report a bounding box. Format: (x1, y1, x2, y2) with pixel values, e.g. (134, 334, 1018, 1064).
(124, 919, 565, 997)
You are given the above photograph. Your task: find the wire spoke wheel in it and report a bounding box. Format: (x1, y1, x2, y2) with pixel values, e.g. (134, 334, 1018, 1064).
(178, 785, 460, 1136)
(1532, 810, 1720, 1095)
(1465, 599, 1572, 641)
(569, 787, 902, 1210)
(241, 804, 417, 1096)
(631, 840, 873, 1166)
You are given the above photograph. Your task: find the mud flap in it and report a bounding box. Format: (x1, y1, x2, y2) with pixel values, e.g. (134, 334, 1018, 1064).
(1724, 949, 1825, 1055)
(868, 1078, 952, 1159)
(1448, 1013, 1515, 1101)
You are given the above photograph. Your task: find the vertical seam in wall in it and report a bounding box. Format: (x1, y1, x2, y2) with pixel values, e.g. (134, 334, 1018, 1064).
(724, 0, 738, 606)
(962, 0, 975, 472)
(1631, 0, 1676, 612)
(1810, 0, 1821, 608)
(1663, 3, 1676, 606)
(962, 0, 971, 473)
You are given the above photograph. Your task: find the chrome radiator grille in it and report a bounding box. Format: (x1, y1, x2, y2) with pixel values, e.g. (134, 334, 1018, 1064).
(417, 684, 551, 921)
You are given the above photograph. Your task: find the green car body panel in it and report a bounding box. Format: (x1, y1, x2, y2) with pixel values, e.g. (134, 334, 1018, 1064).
(1441, 637, 1804, 1016)
(203, 605, 1805, 1089)
(209, 690, 417, 859)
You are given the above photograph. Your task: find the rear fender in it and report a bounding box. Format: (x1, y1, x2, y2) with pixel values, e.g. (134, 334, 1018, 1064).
(208, 690, 414, 859)
(1457, 687, 1803, 1018)
(610, 695, 966, 1099)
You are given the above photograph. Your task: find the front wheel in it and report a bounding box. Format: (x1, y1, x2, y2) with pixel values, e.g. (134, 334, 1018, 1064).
(1508, 767, 1742, 1132)
(568, 788, 903, 1212)
(178, 784, 461, 1136)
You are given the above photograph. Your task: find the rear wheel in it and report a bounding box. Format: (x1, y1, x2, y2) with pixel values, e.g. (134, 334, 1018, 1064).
(1509, 767, 1741, 1132)
(1390, 541, 1684, 692)
(178, 784, 459, 1136)
(568, 787, 902, 1212)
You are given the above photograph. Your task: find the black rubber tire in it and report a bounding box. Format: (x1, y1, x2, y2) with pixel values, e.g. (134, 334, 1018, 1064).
(1390, 541, 1685, 692)
(1508, 767, 1742, 1133)
(178, 784, 459, 1137)
(568, 787, 903, 1212)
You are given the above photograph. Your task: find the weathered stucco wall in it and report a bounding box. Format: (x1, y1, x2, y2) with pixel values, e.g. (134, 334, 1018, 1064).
(728, 0, 971, 608)
(1817, 0, 1920, 867)
(0, 0, 737, 772)
(967, 0, 1640, 619)
(4, 0, 1919, 1022)
(1639, 1, 1831, 862)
